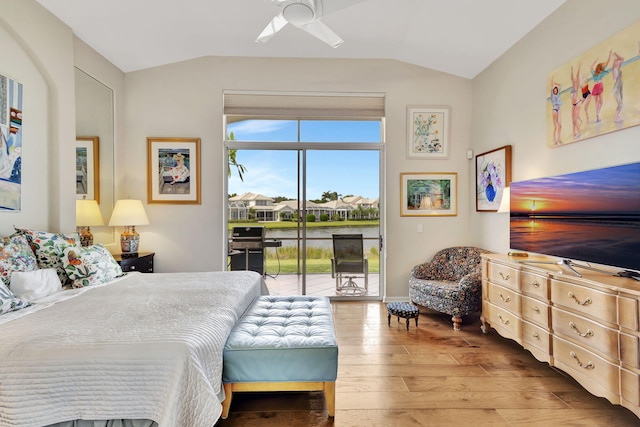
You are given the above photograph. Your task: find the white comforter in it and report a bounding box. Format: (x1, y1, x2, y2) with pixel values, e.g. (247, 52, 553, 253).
(0, 270, 265, 427)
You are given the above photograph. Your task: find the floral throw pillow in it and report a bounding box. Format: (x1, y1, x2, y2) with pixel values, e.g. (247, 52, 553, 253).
(0, 234, 38, 287)
(0, 280, 30, 315)
(14, 227, 80, 286)
(62, 244, 123, 288)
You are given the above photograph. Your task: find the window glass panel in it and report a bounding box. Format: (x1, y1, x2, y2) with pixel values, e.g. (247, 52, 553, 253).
(300, 120, 381, 143)
(227, 119, 298, 142)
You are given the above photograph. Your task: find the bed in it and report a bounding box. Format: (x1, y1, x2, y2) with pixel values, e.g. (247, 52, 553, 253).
(0, 269, 267, 427)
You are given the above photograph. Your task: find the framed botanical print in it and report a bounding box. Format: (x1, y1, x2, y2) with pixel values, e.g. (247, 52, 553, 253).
(400, 172, 457, 216)
(475, 145, 512, 212)
(147, 137, 201, 204)
(407, 105, 450, 159)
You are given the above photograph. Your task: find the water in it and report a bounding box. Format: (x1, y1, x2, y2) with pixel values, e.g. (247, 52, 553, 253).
(265, 225, 379, 251)
(510, 217, 640, 270)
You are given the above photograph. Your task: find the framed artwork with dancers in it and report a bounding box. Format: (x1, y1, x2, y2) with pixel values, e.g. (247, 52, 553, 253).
(546, 20, 640, 147)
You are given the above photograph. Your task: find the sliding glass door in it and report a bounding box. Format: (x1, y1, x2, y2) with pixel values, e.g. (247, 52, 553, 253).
(225, 118, 383, 299)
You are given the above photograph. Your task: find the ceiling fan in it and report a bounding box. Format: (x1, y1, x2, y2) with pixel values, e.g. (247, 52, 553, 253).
(256, 0, 358, 48)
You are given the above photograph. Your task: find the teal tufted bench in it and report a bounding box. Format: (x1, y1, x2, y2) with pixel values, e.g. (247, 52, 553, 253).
(221, 295, 338, 419)
(386, 302, 419, 330)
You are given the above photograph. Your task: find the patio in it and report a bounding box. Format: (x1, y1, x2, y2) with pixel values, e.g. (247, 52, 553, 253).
(263, 272, 380, 298)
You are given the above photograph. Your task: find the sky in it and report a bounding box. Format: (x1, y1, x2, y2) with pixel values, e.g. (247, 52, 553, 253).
(510, 162, 640, 214)
(227, 120, 381, 200)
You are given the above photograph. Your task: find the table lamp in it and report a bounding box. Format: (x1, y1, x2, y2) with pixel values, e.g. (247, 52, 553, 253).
(108, 199, 149, 256)
(497, 187, 510, 213)
(76, 199, 104, 247)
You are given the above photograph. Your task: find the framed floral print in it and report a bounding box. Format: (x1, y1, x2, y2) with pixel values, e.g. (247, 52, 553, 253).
(407, 105, 450, 159)
(147, 137, 201, 204)
(475, 145, 512, 212)
(400, 172, 457, 216)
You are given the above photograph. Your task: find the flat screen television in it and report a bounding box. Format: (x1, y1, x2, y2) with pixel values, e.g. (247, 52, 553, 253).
(509, 162, 640, 277)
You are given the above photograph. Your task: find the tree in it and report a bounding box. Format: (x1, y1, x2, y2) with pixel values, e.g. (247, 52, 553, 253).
(321, 191, 340, 202)
(227, 132, 247, 181)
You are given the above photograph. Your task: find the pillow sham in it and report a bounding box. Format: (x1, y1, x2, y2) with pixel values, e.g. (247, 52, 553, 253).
(0, 233, 38, 287)
(0, 281, 30, 315)
(62, 244, 123, 288)
(14, 227, 80, 286)
(10, 268, 62, 301)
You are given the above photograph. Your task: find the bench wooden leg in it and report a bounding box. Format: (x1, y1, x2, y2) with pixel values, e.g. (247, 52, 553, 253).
(324, 381, 336, 417)
(221, 383, 233, 419)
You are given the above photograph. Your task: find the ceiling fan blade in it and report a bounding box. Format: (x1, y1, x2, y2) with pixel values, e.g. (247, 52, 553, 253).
(256, 13, 289, 43)
(299, 19, 344, 48)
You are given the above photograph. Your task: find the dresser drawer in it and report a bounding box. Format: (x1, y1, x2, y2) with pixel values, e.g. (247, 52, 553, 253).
(522, 320, 551, 356)
(487, 262, 519, 291)
(621, 368, 640, 407)
(552, 307, 618, 360)
(620, 332, 640, 369)
(520, 271, 548, 300)
(487, 302, 522, 342)
(522, 295, 549, 328)
(619, 296, 639, 332)
(488, 282, 520, 313)
(550, 279, 617, 324)
(553, 335, 620, 402)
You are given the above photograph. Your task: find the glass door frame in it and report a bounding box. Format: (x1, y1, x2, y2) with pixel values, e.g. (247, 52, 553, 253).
(224, 134, 386, 301)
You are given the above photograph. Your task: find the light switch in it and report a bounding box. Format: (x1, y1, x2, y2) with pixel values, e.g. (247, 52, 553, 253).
(417, 224, 423, 233)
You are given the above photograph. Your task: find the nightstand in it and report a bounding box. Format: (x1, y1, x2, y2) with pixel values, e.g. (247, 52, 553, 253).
(114, 252, 155, 273)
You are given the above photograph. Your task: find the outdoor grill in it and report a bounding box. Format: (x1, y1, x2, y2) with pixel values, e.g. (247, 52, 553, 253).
(229, 226, 281, 275)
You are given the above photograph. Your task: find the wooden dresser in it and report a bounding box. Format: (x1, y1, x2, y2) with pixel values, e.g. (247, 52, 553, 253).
(481, 253, 640, 419)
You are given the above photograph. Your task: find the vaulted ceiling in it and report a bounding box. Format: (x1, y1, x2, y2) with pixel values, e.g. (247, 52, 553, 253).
(36, 0, 566, 79)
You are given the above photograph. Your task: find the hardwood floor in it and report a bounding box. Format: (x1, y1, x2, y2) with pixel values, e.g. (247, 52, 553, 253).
(215, 302, 639, 426)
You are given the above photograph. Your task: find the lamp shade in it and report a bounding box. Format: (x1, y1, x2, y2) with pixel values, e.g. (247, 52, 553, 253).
(108, 199, 150, 226)
(497, 187, 510, 213)
(76, 199, 104, 226)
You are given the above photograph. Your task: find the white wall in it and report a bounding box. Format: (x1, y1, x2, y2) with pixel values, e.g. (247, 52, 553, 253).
(472, 0, 640, 254)
(123, 57, 473, 298)
(0, 0, 76, 233)
(3, 0, 639, 300)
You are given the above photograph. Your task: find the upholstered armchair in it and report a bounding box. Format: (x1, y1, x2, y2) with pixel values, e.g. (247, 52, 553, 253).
(409, 246, 490, 330)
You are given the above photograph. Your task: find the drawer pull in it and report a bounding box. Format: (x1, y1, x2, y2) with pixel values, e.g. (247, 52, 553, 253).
(532, 332, 540, 340)
(568, 292, 592, 306)
(498, 314, 510, 325)
(533, 306, 540, 314)
(532, 281, 540, 288)
(570, 351, 595, 369)
(569, 322, 594, 338)
(499, 271, 510, 280)
(499, 293, 511, 303)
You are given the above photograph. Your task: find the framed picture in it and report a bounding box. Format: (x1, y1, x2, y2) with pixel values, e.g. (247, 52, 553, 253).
(546, 20, 640, 147)
(475, 145, 512, 212)
(0, 73, 24, 211)
(147, 137, 201, 204)
(407, 105, 450, 159)
(76, 136, 100, 203)
(400, 172, 457, 216)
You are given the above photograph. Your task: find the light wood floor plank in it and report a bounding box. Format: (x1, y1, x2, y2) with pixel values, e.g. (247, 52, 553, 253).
(215, 301, 639, 426)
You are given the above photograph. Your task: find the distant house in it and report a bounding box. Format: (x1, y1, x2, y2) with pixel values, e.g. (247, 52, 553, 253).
(228, 192, 379, 222)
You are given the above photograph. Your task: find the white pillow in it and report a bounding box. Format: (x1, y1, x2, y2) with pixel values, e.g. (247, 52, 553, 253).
(10, 268, 62, 301)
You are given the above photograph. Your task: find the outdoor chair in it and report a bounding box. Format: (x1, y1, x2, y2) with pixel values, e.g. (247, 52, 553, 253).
(331, 234, 368, 296)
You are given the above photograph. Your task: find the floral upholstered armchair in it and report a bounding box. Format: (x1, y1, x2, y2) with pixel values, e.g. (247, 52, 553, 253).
(409, 246, 490, 330)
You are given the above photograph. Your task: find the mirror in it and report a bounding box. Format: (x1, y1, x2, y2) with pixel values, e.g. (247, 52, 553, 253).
(74, 67, 114, 244)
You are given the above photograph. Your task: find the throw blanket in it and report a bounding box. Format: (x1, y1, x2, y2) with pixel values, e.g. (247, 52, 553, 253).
(0, 271, 264, 427)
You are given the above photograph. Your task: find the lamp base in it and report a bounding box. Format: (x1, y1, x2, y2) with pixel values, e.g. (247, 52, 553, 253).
(77, 226, 93, 247)
(120, 226, 140, 256)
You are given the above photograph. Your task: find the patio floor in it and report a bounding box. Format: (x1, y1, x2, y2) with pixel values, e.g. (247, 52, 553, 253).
(263, 272, 380, 298)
